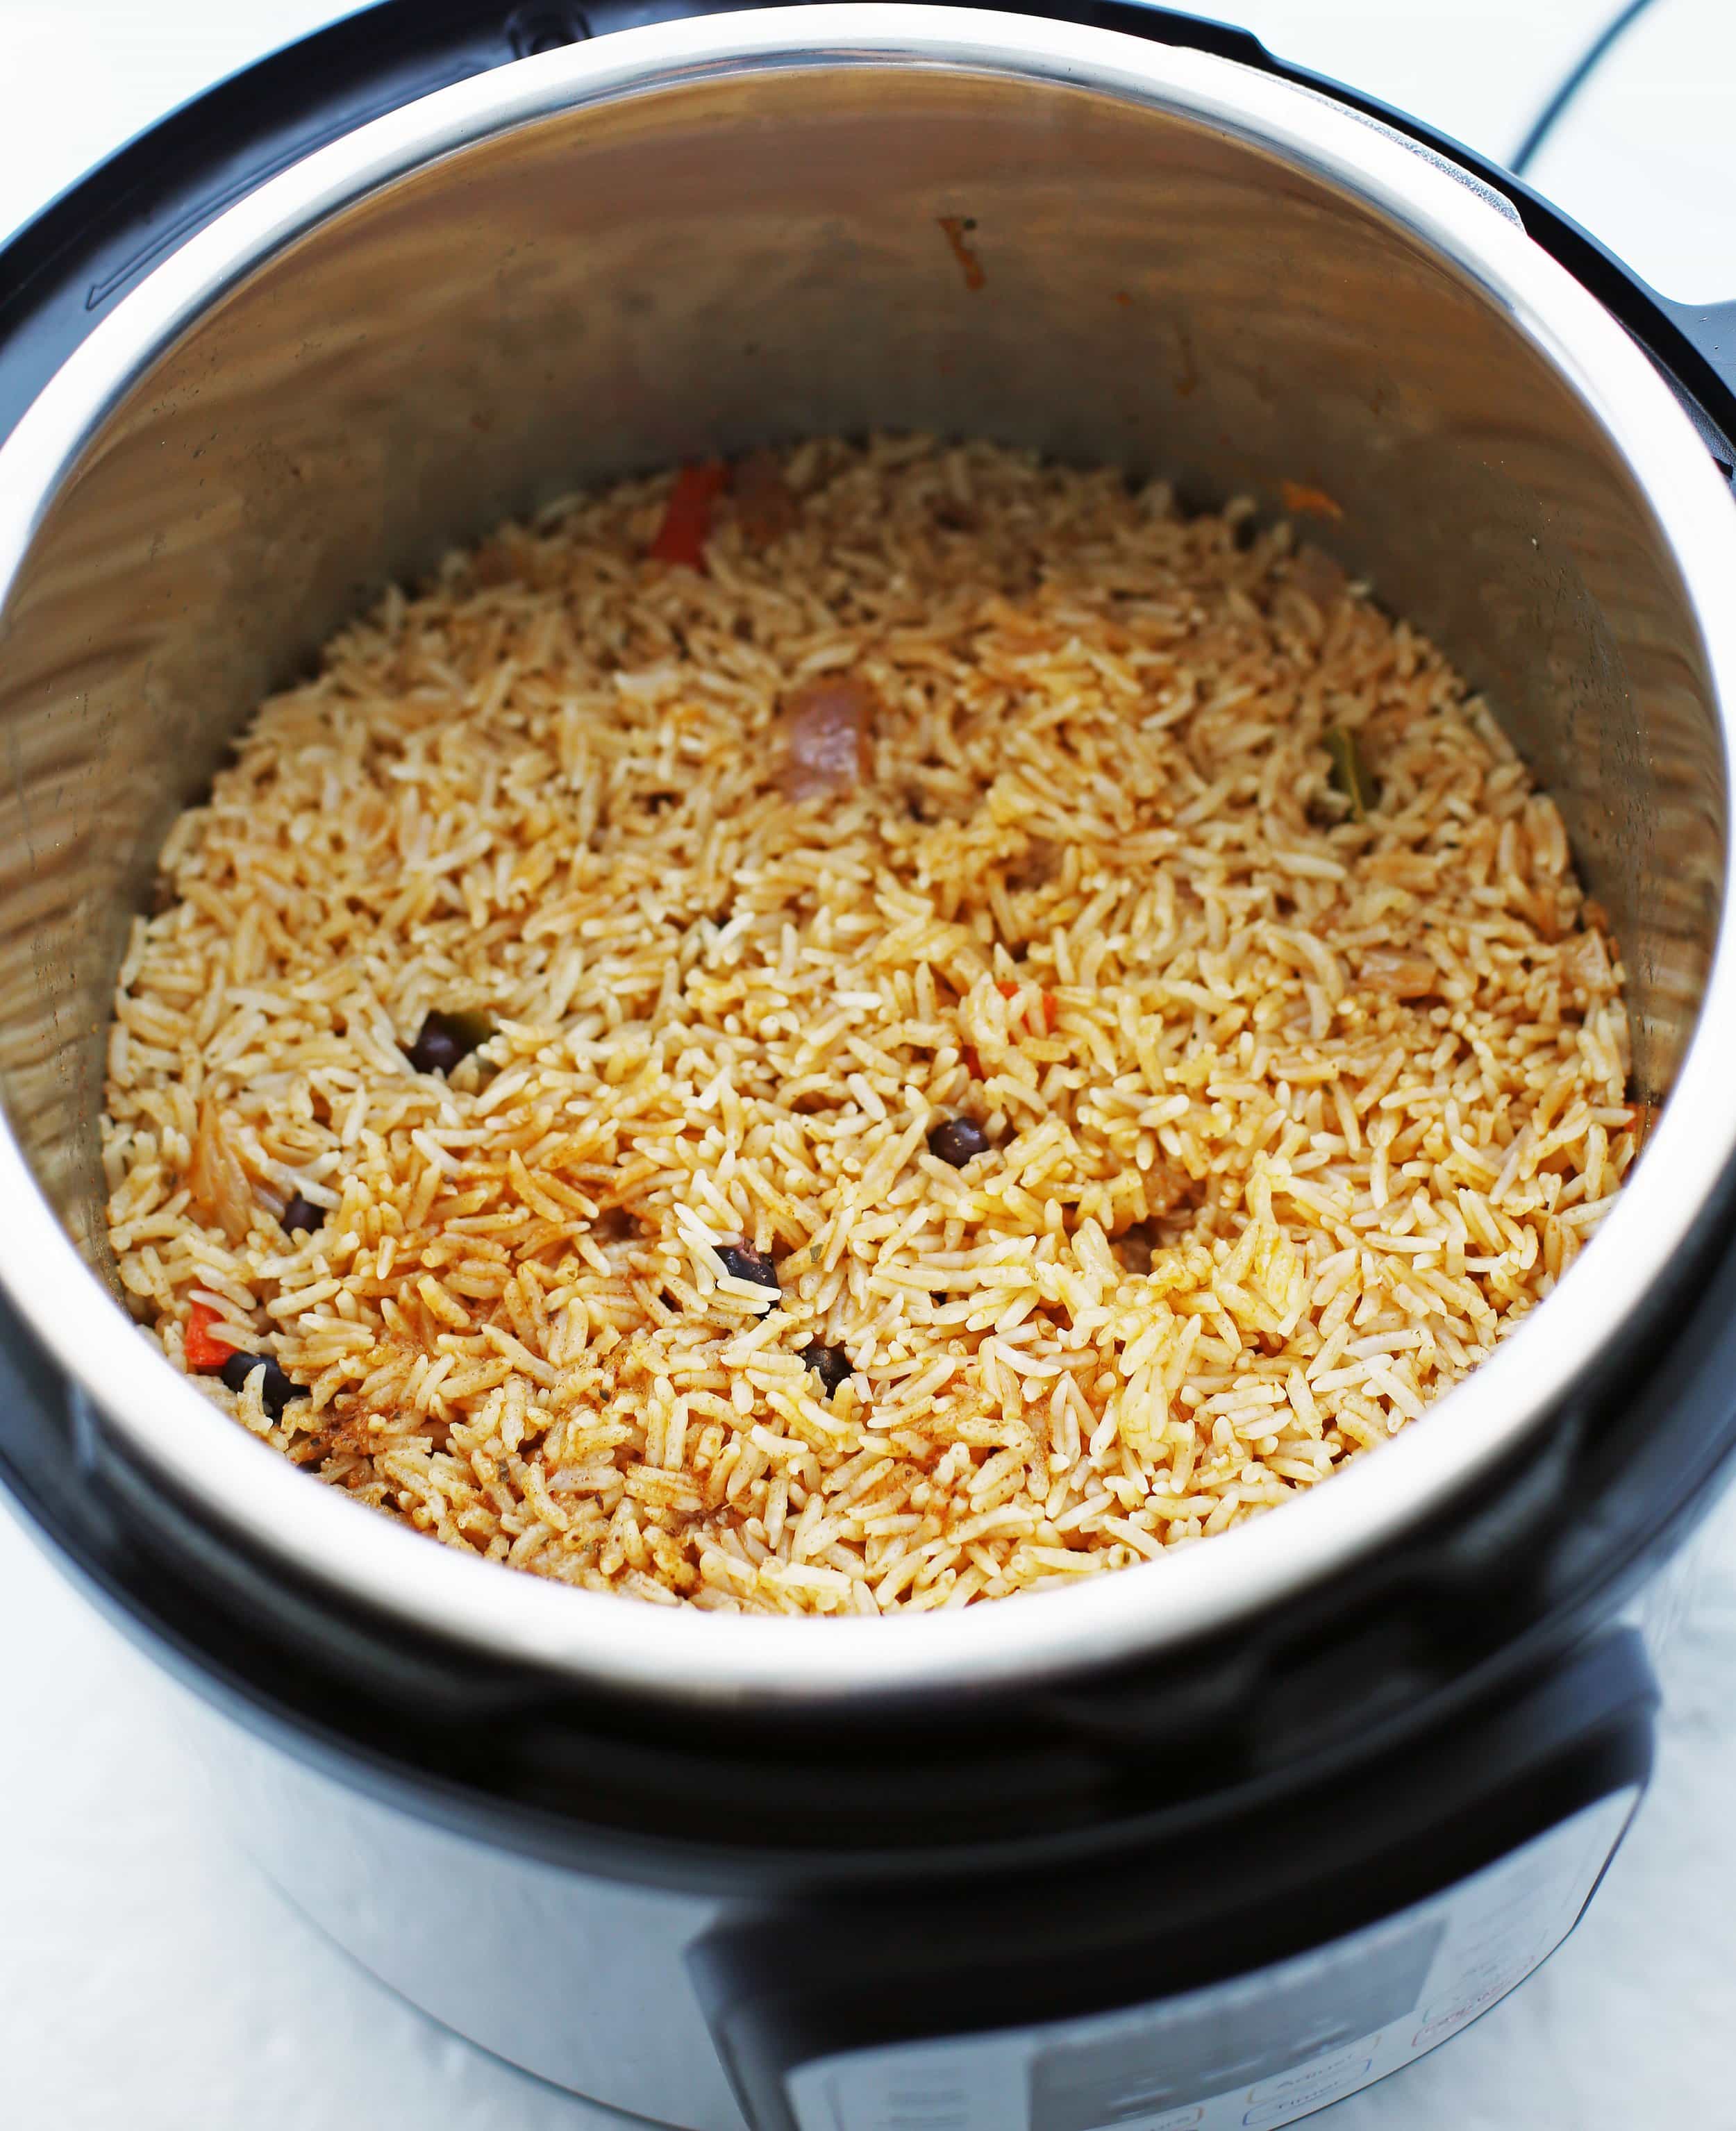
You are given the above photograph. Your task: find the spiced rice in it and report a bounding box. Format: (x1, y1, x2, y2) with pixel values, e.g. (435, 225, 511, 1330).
(100, 436, 1636, 1615)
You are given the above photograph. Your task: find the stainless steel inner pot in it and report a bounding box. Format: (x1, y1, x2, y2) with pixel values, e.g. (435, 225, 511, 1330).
(2, 4, 1734, 1707)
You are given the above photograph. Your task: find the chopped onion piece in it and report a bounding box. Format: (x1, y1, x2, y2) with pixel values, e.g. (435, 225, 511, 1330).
(779, 678, 876, 801)
(1360, 948, 1437, 999)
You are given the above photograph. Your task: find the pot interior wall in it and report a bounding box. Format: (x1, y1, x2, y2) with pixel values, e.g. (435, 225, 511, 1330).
(0, 55, 1722, 1280)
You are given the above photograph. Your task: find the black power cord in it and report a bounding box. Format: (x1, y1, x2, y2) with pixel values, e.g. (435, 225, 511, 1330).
(1511, 0, 1666, 174)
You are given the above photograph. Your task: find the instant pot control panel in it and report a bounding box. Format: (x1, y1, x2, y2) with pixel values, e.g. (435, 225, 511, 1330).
(692, 1632, 1653, 2131)
(777, 1799, 1632, 2131)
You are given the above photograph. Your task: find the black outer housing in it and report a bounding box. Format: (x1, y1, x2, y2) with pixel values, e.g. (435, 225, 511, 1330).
(692, 1629, 1655, 2131)
(1, 0, 1735, 1896)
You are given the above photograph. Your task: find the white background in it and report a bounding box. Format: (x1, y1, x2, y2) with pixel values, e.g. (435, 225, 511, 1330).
(3, 3, 1736, 2125)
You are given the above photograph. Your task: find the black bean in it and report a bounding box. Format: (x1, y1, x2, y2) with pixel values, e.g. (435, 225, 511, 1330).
(218, 1349, 304, 1421)
(800, 1341, 852, 1397)
(718, 1244, 780, 1312)
(281, 1192, 324, 1237)
(928, 1115, 989, 1167)
(405, 1008, 496, 1076)
(217, 1350, 258, 1396)
(409, 1020, 462, 1073)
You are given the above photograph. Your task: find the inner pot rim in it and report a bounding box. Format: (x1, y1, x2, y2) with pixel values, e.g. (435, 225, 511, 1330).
(1, 3, 1733, 1709)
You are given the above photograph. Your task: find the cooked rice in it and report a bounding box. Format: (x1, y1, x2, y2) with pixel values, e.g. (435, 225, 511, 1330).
(100, 435, 1637, 1616)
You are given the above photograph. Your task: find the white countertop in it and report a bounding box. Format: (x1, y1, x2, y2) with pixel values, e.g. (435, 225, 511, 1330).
(4, 3, 1736, 2125)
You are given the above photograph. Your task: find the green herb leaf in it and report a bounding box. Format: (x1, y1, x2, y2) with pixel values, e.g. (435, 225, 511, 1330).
(1324, 725, 1376, 821)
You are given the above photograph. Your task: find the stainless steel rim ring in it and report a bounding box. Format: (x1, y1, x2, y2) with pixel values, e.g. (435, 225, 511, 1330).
(1, 5, 1733, 1707)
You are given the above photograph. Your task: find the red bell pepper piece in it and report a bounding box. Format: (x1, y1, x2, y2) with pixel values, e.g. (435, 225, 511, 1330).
(996, 979, 1059, 1034)
(649, 462, 728, 569)
(966, 985, 1058, 1078)
(184, 1300, 235, 1372)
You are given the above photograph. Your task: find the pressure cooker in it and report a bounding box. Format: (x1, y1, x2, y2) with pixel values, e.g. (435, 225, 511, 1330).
(3, 6, 1735, 2127)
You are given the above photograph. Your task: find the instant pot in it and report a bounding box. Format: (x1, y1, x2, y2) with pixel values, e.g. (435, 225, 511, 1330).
(3, 6, 1736, 2126)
